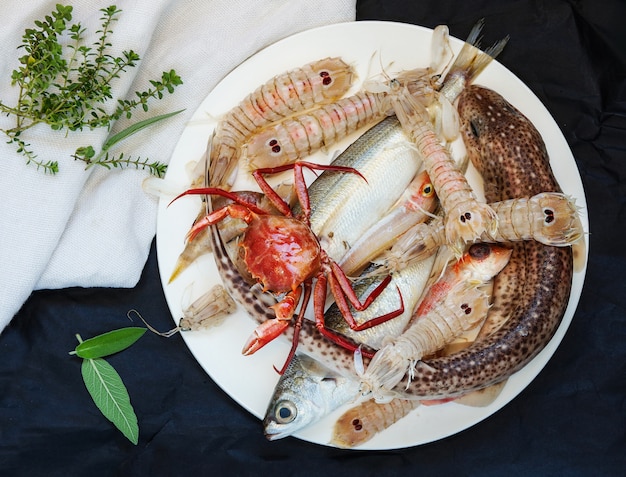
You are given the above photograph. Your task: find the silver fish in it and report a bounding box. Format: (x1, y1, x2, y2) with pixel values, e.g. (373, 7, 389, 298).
(324, 253, 436, 350)
(263, 353, 360, 440)
(337, 169, 437, 277)
(305, 115, 423, 262)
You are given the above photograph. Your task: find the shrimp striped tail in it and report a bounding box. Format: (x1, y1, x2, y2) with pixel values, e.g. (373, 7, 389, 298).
(391, 86, 498, 251)
(244, 90, 389, 171)
(208, 57, 357, 189)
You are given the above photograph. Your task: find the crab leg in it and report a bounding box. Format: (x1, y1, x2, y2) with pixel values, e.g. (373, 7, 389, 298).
(176, 142, 407, 373)
(252, 161, 367, 222)
(275, 281, 313, 374)
(312, 275, 378, 359)
(242, 317, 292, 356)
(242, 285, 304, 356)
(327, 270, 404, 331)
(306, 264, 404, 359)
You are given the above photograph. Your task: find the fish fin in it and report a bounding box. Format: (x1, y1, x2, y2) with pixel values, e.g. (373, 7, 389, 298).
(439, 20, 509, 100)
(454, 379, 507, 407)
(413, 360, 438, 374)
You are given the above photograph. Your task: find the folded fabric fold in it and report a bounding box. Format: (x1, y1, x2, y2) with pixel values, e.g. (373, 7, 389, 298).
(0, 0, 356, 331)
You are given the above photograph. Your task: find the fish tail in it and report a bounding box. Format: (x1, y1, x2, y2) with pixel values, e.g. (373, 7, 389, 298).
(440, 20, 509, 101)
(458, 19, 509, 76)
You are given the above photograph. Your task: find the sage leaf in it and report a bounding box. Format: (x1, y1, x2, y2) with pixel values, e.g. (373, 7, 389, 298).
(74, 327, 146, 359)
(102, 109, 185, 151)
(81, 358, 139, 445)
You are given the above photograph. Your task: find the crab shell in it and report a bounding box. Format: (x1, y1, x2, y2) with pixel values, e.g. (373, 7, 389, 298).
(240, 214, 322, 293)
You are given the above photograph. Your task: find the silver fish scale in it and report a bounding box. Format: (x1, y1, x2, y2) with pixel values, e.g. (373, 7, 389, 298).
(298, 116, 421, 256)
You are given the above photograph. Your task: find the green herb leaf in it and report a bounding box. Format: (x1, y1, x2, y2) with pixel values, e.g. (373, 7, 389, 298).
(81, 358, 139, 444)
(74, 327, 146, 359)
(0, 5, 182, 175)
(102, 109, 185, 151)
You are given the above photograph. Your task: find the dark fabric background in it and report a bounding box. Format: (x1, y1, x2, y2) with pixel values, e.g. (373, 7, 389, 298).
(2, 1, 625, 475)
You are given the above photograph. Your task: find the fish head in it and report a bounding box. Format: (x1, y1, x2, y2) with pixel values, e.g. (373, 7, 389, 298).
(403, 170, 438, 215)
(457, 86, 505, 156)
(462, 243, 512, 283)
(263, 353, 359, 440)
(457, 85, 555, 200)
(263, 355, 357, 441)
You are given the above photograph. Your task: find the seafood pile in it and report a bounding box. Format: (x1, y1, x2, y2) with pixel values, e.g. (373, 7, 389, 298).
(160, 21, 586, 449)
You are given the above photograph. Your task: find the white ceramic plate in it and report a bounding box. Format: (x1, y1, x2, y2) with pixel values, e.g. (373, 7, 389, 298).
(156, 21, 589, 450)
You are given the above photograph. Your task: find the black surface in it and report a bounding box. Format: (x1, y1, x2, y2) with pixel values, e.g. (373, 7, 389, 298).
(2, 1, 625, 475)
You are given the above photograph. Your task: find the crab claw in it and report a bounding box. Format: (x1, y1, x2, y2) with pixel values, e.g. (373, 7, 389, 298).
(242, 319, 290, 355)
(186, 215, 213, 242)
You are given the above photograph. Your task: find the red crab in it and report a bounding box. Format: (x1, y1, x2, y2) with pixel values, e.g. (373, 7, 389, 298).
(173, 161, 404, 372)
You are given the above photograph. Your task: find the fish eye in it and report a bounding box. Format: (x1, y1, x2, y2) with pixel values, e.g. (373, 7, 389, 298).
(469, 119, 480, 138)
(274, 400, 297, 424)
(468, 243, 490, 259)
(422, 183, 434, 197)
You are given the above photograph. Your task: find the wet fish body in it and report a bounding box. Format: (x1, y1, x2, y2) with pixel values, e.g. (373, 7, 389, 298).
(203, 115, 427, 371)
(324, 254, 436, 350)
(304, 116, 422, 262)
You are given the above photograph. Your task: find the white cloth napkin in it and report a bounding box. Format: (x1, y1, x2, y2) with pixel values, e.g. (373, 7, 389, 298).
(0, 0, 356, 331)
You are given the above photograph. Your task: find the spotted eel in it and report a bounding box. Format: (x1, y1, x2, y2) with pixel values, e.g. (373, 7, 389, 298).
(395, 85, 574, 399)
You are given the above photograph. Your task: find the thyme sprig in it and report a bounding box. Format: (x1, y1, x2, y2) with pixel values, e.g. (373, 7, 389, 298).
(0, 4, 183, 176)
